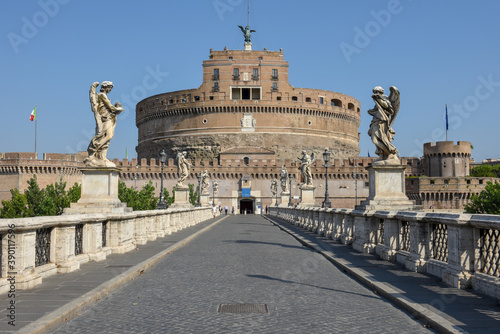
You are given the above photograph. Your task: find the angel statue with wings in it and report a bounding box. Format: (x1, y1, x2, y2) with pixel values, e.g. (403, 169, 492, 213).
(175, 151, 191, 188)
(84, 81, 124, 168)
(298, 150, 315, 187)
(367, 86, 400, 164)
(238, 25, 256, 43)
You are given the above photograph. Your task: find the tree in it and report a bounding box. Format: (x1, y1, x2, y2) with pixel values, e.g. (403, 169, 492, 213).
(470, 164, 500, 178)
(0, 189, 27, 218)
(118, 181, 159, 211)
(465, 181, 500, 215)
(188, 183, 199, 206)
(0, 176, 81, 218)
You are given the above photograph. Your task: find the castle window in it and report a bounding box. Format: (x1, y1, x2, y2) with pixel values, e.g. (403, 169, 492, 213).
(209, 96, 214, 100)
(271, 69, 278, 80)
(233, 68, 240, 80)
(307, 120, 312, 126)
(258, 57, 263, 61)
(169, 99, 174, 104)
(466, 179, 471, 184)
(202, 119, 207, 124)
(231, 87, 261, 100)
(228, 56, 233, 60)
(277, 96, 281, 101)
(272, 83, 278, 91)
(444, 179, 449, 185)
(479, 179, 484, 185)
(213, 82, 219, 92)
(430, 180, 435, 185)
(194, 96, 200, 101)
(319, 97, 324, 105)
(306, 97, 312, 102)
(331, 99, 342, 107)
(213, 68, 219, 80)
(252, 68, 259, 80)
(292, 96, 298, 101)
(347, 103, 355, 110)
(244, 157, 250, 166)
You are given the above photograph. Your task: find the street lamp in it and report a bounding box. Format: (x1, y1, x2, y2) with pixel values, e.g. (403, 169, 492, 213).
(156, 149, 167, 209)
(212, 180, 218, 207)
(196, 172, 202, 207)
(288, 174, 294, 207)
(322, 148, 332, 208)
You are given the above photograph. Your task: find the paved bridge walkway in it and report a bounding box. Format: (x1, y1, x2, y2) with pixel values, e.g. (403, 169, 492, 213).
(2, 215, 500, 333)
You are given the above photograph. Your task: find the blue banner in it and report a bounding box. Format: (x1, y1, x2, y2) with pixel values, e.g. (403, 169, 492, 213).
(242, 188, 251, 197)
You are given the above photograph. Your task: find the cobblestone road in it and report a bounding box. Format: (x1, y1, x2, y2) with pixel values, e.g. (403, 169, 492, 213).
(53, 215, 433, 333)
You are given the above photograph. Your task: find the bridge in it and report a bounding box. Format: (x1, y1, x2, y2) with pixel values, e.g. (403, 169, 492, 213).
(1, 209, 500, 333)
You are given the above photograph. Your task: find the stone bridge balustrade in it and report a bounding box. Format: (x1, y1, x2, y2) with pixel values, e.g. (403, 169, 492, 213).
(0, 207, 211, 294)
(269, 206, 500, 300)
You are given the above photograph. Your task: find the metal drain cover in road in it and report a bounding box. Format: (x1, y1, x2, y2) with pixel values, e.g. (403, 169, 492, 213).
(218, 303, 268, 314)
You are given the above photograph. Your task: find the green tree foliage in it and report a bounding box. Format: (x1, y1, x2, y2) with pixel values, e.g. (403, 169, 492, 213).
(470, 164, 500, 178)
(188, 183, 199, 206)
(0, 189, 28, 218)
(0, 176, 82, 218)
(118, 180, 159, 211)
(163, 188, 175, 207)
(465, 181, 500, 215)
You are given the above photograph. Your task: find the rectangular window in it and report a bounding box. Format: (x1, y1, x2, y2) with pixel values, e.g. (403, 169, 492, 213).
(234, 68, 239, 76)
(319, 97, 324, 104)
(231, 87, 261, 100)
(272, 83, 278, 91)
(272, 69, 278, 80)
(214, 68, 219, 76)
(252, 68, 259, 80)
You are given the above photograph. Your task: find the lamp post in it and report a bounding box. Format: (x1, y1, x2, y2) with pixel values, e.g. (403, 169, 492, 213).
(322, 148, 331, 208)
(156, 149, 167, 209)
(212, 180, 217, 207)
(196, 173, 202, 207)
(288, 174, 294, 207)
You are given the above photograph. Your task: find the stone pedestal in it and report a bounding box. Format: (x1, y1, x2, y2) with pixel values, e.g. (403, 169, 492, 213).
(200, 193, 210, 207)
(64, 168, 131, 214)
(244, 42, 252, 51)
(171, 185, 192, 208)
(357, 164, 419, 211)
(279, 192, 290, 207)
(299, 186, 318, 207)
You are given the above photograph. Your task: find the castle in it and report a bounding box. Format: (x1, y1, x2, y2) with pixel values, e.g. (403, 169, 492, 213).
(1, 42, 496, 212)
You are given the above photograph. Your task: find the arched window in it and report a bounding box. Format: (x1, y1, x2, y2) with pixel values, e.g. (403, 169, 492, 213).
(243, 157, 250, 166)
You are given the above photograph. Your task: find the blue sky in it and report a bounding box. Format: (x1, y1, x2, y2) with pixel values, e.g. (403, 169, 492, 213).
(1, 0, 499, 162)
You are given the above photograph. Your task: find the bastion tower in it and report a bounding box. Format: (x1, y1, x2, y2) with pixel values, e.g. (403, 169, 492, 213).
(136, 41, 361, 161)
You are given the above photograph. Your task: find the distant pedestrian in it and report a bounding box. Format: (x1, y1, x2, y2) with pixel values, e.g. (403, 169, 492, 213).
(265, 205, 268, 214)
(212, 205, 217, 218)
(224, 205, 228, 215)
(231, 206, 235, 214)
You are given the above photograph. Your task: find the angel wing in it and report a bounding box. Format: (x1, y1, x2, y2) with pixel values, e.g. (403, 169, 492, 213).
(388, 86, 400, 128)
(238, 25, 245, 33)
(89, 82, 101, 134)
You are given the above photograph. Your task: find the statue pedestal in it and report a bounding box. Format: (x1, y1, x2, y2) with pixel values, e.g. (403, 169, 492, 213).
(279, 192, 291, 207)
(200, 193, 210, 207)
(64, 168, 131, 214)
(244, 42, 252, 51)
(171, 185, 192, 208)
(357, 164, 419, 211)
(299, 186, 318, 207)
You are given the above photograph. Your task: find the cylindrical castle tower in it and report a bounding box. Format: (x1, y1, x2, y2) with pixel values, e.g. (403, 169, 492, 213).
(423, 141, 471, 177)
(136, 48, 361, 161)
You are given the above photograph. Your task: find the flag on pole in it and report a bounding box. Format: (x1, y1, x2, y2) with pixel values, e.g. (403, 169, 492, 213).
(367, 150, 371, 157)
(30, 106, 37, 121)
(445, 104, 449, 131)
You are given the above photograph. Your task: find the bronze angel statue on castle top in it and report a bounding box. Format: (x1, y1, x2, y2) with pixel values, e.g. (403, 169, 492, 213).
(367, 86, 400, 165)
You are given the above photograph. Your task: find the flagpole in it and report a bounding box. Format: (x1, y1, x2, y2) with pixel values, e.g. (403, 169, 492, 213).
(445, 104, 448, 141)
(35, 104, 37, 157)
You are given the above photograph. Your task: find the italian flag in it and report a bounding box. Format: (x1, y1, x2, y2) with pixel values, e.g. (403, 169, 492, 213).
(30, 106, 37, 121)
